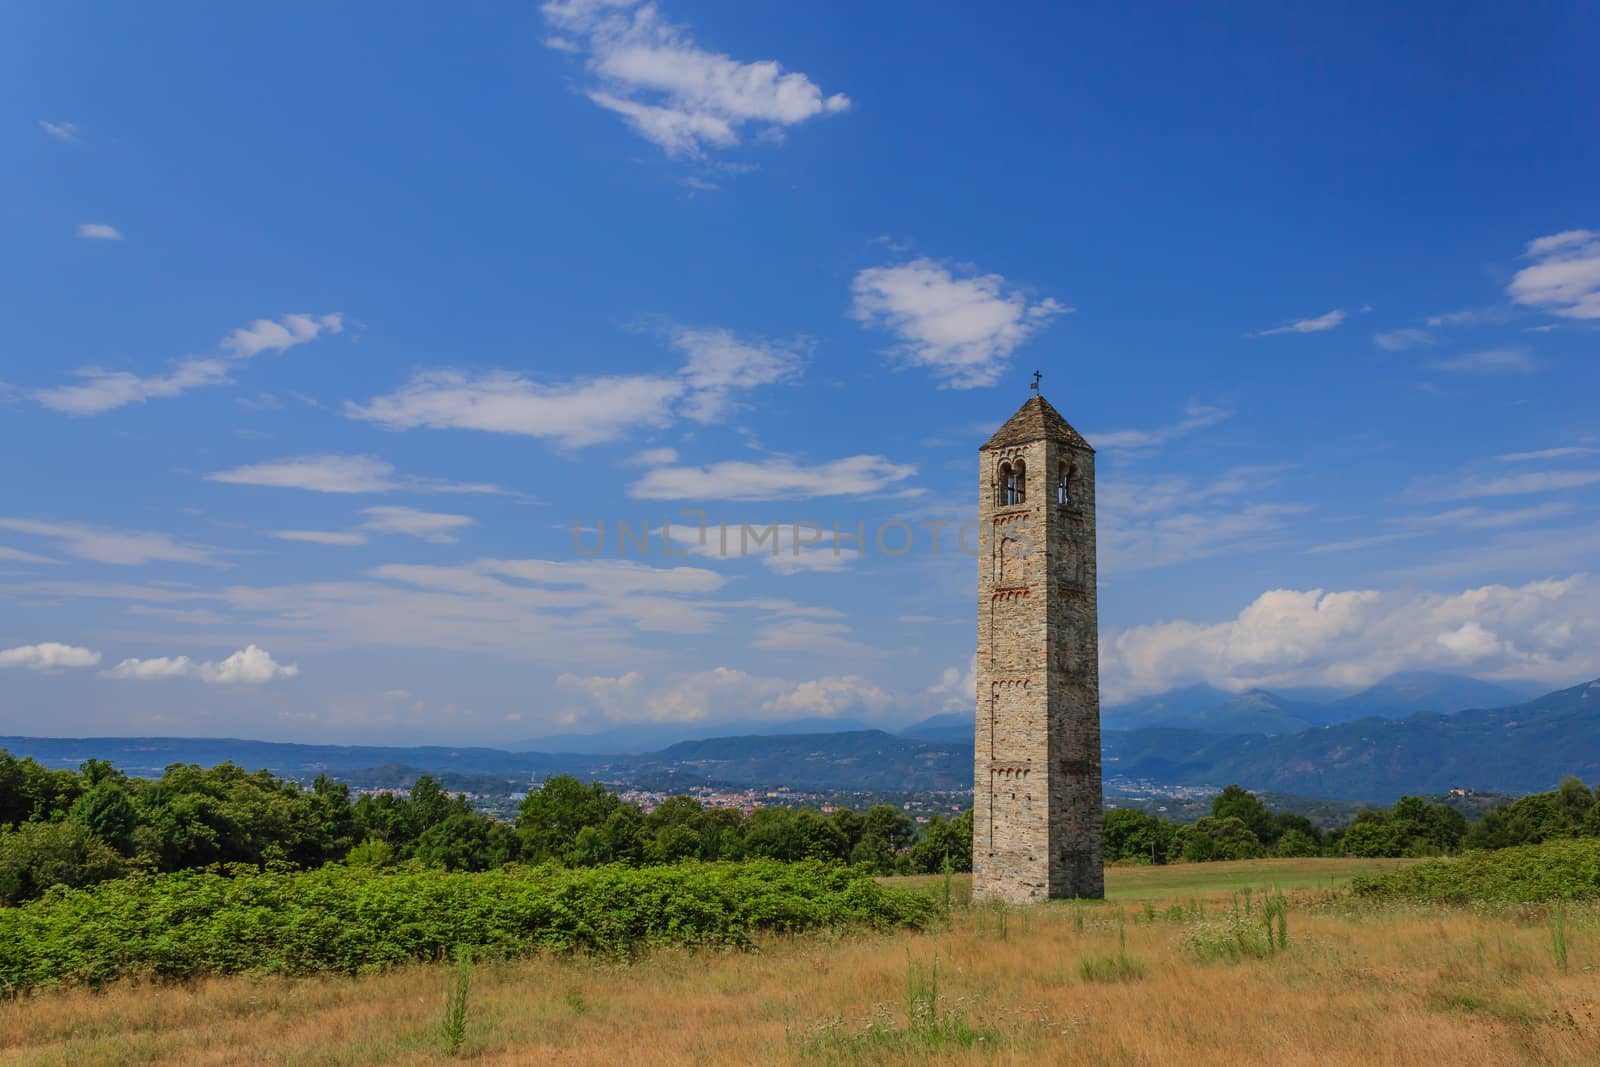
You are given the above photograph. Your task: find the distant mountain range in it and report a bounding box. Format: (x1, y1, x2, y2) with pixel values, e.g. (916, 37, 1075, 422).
(4, 677, 1594, 805)
(1099, 672, 1545, 735)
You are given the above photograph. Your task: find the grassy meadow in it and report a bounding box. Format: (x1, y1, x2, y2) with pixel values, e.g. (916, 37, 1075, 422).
(3, 856, 1598, 1066)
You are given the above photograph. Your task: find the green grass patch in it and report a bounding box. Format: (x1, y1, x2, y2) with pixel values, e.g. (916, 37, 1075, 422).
(0, 860, 934, 993)
(1352, 838, 1600, 903)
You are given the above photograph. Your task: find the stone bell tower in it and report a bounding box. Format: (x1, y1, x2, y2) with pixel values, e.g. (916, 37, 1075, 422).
(973, 389, 1103, 902)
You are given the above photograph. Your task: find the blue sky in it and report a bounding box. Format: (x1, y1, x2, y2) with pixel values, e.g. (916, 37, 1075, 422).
(2, 1, 1598, 744)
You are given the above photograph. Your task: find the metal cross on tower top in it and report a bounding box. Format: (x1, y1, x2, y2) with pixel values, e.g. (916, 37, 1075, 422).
(1030, 369, 1042, 392)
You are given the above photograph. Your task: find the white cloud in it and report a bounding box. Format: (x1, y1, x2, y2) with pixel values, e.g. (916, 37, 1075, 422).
(629, 454, 916, 500)
(1428, 347, 1537, 375)
(1099, 467, 1305, 573)
(1093, 402, 1232, 452)
(359, 506, 475, 544)
(125, 605, 227, 625)
(1101, 575, 1600, 703)
(36, 313, 342, 415)
(1497, 447, 1599, 462)
(0, 545, 61, 565)
(654, 521, 864, 573)
(1251, 308, 1346, 337)
(1374, 328, 1433, 351)
(558, 666, 892, 724)
(37, 359, 231, 415)
(212, 556, 802, 667)
(542, 0, 850, 158)
(104, 643, 298, 684)
(1425, 307, 1506, 328)
(207, 454, 503, 495)
(1509, 229, 1600, 320)
(220, 313, 343, 359)
(0, 518, 223, 566)
(39, 120, 78, 141)
(1412, 468, 1600, 502)
(269, 530, 370, 546)
(348, 325, 799, 446)
(669, 326, 805, 421)
(927, 654, 976, 712)
(850, 258, 1068, 388)
(0, 643, 100, 670)
(634, 447, 680, 466)
(348, 370, 683, 447)
(77, 223, 122, 240)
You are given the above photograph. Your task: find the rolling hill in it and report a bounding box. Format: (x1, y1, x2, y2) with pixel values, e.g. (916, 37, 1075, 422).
(4, 678, 1595, 804)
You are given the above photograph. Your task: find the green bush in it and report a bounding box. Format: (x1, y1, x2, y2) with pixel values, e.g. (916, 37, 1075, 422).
(0, 859, 933, 993)
(1352, 838, 1600, 902)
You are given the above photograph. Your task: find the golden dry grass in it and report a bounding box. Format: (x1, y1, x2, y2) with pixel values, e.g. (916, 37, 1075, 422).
(3, 859, 1598, 1066)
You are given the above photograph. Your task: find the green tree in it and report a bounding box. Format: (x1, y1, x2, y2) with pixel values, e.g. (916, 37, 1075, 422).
(1211, 785, 1277, 845)
(1275, 827, 1320, 857)
(0, 820, 125, 904)
(1176, 816, 1264, 862)
(1102, 808, 1175, 865)
(516, 775, 624, 863)
(1341, 818, 1401, 857)
(69, 780, 138, 854)
(908, 810, 973, 873)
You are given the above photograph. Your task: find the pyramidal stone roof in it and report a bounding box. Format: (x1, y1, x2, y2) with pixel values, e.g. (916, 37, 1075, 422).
(981, 394, 1093, 451)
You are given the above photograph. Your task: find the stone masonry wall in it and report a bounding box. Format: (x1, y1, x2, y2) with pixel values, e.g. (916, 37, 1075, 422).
(973, 432, 1103, 902)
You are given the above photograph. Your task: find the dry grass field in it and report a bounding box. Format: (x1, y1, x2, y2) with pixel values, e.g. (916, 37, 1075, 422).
(3, 857, 1597, 1066)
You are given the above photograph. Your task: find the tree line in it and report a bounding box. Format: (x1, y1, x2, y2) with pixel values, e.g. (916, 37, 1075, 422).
(1105, 777, 1600, 864)
(0, 751, 970, 904)
(7, 747, 1600, 906)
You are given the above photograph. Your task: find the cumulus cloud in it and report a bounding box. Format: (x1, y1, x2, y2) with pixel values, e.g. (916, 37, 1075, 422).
(40, 120, 78, 141)
(0, 518, 223, 566)
(927, 654, 976, 712)
(1509, 229, 1600, 320)
(36, 313, 342, 415)
(104, 643, 299, 684)
(629, 454, 916, 500)
(1250, 308, 1346, 337)
(220, 314, 343, 359)
(1101, 575, 1600, 703)
(850, 258, 1068, 388)
(1428, 347, 1537, 375)
(634, 447, 679, 466)
(207, 454, 503, 495)
(0, 643, 101, 670)
(542, 0, 850, 158)
(1093, 402, 1233, 452)
(77, 223, 122, 240)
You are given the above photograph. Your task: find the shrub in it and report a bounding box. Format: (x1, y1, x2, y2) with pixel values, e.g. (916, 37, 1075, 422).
(1352, 838, 1600, 902)
(0, 859, 934, 993)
